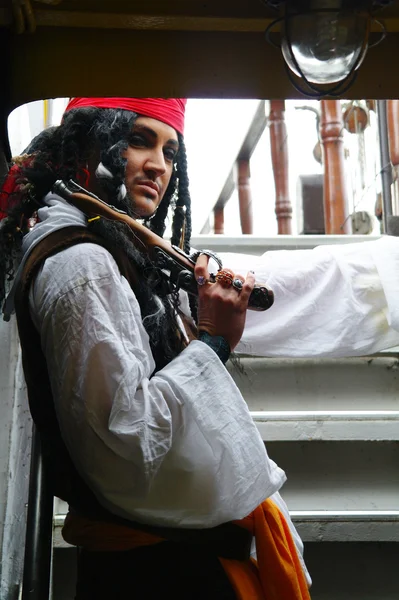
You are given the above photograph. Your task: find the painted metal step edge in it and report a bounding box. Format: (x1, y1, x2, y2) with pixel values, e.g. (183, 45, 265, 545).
(252, 411, 399, 441)
(235, 348, 399, 359)
(191, 234, 381, 252)
(291, 510, 399, 520)
(293, 511, 399, 543)
(251, 411, 399, 421)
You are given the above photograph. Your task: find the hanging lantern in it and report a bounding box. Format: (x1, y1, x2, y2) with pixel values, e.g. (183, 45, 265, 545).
(263, 1, 393, 97)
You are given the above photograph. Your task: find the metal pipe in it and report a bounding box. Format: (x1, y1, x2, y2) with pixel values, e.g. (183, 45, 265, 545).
(22, 427, 54, 600)
(377, 99, 393, 232)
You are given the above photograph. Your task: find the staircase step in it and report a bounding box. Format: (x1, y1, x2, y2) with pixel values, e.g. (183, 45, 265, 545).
(228, 357, 399, 411)
(269, 440, 399, 512)
(251, 410, 399, 441)
(292, 510, 399, 542)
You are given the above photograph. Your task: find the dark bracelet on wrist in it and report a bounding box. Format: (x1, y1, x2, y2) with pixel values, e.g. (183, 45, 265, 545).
(198, 330, 231, 364)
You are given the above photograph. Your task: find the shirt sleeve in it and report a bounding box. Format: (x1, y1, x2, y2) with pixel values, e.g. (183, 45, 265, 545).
(29, 242, 286, 528)
(219, 236, 399, 357)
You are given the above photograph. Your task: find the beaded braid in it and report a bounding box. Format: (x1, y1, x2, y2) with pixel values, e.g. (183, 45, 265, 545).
(93, 109, 136, 207)
(170, 135, 198, 322)
(170, 135, 191, 252)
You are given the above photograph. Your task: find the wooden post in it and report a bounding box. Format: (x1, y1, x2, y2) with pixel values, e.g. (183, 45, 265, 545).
(214, 206, 224, 234)
(237, 159, 253, 234)
(269, 100, 292, 235)
(319, 100, 350, 234)
(386, 100, 399, 219)
(387, 100, 399, 167)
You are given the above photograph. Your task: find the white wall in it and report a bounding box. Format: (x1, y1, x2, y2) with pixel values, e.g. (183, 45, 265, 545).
(0, 318, 31, 600)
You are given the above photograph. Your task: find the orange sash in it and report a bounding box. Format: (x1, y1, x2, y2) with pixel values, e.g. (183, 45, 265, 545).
(62, 499, 311, 600)
(220, 499, 311, 599)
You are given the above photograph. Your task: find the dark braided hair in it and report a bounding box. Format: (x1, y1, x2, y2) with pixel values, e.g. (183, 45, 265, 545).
(0, 106, 195, 368)
(170, 135, 198, 321)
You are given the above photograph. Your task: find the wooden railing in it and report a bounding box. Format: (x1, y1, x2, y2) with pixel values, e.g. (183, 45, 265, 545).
(202, 99, 391, 236)
(201, 99, 295, 235)
(200, 100, 269, 234)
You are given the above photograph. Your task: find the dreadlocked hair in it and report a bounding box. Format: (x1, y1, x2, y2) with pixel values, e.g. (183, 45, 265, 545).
(170, 135, 198, 322)
(0, 106, 195, 368)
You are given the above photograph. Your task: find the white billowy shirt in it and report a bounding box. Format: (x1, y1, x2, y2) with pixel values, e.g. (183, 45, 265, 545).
(11, 194, 399, 585)
(19, 195, 286, 529)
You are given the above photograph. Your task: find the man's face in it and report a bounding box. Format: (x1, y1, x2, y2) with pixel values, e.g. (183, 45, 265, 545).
(122, 116, 179, 219)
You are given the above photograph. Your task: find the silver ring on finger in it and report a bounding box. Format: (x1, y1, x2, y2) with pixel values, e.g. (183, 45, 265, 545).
(233, 277, 244, 292)
(196, 275, 208, 286)
(232, 278, 244, 291)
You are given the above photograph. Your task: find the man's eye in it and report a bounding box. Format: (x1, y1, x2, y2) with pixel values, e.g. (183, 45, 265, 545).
(164, 148, 177, 162)
(129, 134, 147, 146)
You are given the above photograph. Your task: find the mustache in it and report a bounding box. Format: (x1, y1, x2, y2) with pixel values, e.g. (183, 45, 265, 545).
(134, 178, 161, 194)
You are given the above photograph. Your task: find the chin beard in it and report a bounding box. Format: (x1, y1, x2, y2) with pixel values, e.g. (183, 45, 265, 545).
(126, 190, 159, 221)
(95, 173, 162, 223)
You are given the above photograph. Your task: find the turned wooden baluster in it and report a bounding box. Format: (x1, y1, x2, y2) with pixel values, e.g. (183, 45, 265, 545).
(237, 159, 253, 234)
(214, 206, 225, 234)
(387, 100, 399, 172)
(386, 100, 399, 217)
(319, 100, 350, 234)
(269, 100, 292, 235)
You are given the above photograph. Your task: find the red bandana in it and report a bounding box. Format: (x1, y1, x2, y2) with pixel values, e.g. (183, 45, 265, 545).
(0, 97, 187, 220)
(64, 97, 187, 135)
(0, 164, 23, 220)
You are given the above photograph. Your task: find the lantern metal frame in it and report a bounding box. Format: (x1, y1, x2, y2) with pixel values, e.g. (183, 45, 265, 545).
(261, 0, 392, 97)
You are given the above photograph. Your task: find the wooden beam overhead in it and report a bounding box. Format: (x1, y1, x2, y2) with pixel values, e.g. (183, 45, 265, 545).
(1, 6, 398, 32)
(0, 10, 276, 31)
(1, 0, 399, 112)
(5, 28, 399, 110)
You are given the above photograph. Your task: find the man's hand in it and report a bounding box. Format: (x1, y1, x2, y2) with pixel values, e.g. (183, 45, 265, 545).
(194, 254, 255, 351)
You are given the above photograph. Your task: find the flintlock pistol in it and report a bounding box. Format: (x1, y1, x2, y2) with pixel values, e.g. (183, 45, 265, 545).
(52, 180, 274, 311)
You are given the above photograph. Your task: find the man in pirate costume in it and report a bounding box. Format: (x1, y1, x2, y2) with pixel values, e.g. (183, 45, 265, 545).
(2, 97, 399, 599)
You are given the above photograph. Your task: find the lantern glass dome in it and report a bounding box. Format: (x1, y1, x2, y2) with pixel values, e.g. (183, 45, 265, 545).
(281, 10, 370, 84)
